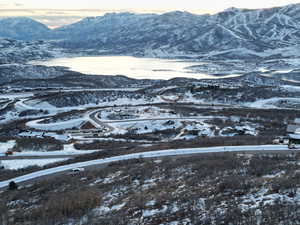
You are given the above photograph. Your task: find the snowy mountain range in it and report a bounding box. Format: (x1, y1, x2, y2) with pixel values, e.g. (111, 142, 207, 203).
(2, 3, 300, 58)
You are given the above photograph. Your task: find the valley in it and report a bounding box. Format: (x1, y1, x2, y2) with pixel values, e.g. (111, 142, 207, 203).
(1, 38, 300, 224)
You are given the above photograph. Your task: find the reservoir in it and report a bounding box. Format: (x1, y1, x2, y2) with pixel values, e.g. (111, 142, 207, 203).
(31, 56, 239, 80)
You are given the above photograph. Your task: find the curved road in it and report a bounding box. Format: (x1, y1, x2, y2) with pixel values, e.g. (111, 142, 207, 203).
(0, 145, 290, 188)
(101, 116, 224, 124)
(88, 107, 224, 134)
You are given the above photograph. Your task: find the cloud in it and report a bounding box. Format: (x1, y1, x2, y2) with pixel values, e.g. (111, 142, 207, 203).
(0, 3, 10, 7)
(14, 2, 24, 7)
(0, 1, 23, 8)
(31, 16, 84, 28)
(0, 10, 86, 27)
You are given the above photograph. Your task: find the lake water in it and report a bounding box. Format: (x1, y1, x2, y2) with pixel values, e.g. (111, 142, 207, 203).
(31, 56, 238, 80)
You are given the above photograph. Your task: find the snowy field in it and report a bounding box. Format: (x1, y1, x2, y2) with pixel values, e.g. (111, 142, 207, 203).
(247, 97, 300, 109)
(0, 143, 99, 157)
(0, 140, 16, 154)
(1, 158, 69, 170)
(26, 118, 85, 131)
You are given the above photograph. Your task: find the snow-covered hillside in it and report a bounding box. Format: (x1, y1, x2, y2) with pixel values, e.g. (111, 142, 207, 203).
(3, 4, 300, 58)
(0, 38, 55, 64)
(0, 17, 50, 40)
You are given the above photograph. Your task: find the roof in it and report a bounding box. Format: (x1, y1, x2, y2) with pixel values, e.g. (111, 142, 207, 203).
(287, 124, 300, 133)
(289, 133, 300, 140)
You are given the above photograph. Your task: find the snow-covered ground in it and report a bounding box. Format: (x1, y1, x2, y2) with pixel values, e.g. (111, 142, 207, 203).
(246, 97, 300, 109)
(239, 187, 300, 212)
(0, 93, 34, 100)
(45, 88, 142, 93)
(100, 106, 179, 121)
(21, 96, 162, 111)
(281, 85, 300, 92)
(0, 144, 98, 157)
(26, 118, 85, 131)
(0, 99, 13, 110)
(220, 124, 259, 137)
(108, 119, 182, 135)
(1, 158, 69, 170)
(0, 140, 16, 154)
(107, 119, 214, 136)
(0, 145, 289, 188)
(19, 131, 70, 141)
(15, 99, 66, 113)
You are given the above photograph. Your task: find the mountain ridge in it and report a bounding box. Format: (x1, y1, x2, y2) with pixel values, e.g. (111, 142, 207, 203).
(2, 4, 300, 58)
(0, 17, 50, 40)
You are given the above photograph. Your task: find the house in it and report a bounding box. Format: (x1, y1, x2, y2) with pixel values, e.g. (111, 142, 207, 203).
(287, 118, 300, 149)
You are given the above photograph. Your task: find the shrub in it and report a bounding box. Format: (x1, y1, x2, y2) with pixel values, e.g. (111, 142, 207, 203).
(8, 181, 18, 190)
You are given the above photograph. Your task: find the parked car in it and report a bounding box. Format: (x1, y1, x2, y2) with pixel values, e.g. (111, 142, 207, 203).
(5, 150, 13, 156)
(69, 167, 85, 176)
(288, 143, 299, 149)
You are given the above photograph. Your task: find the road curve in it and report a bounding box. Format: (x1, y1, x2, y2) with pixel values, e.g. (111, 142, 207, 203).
(0, 145, 289, 188)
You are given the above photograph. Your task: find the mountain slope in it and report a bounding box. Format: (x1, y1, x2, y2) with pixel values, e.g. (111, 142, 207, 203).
(50, 4, 300, 57)
(0, 38, 55, 64)
(0, 17, 50, 40)
(3, 4, 300, 58)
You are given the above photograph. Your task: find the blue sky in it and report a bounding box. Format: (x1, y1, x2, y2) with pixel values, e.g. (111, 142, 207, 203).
(0, 0, 299, 27)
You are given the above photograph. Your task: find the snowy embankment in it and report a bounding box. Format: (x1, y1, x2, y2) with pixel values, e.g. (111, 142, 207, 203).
(1, 158, 69, 170)
(0, 141, 15, 154)
(19, 96, 162, 112)
(0, 143, 99, 157)
(281, 85, 300, 92)
(26, 118, 85, 131)
(0, 93, 34, 101)
(0, 100, 13, 110)
(0, 150, 98, 157)
(247, 97, 300, 109)
(0, 145, 289, 188)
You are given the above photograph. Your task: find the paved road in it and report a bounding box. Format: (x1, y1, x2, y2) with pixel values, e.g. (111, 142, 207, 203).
(88, 110, 114, 132)
(0, 100, 13, 111)
(88, 106, 224, 131)
(44, 88, 141, 93)
(0, 145, 290, 189)
(102, 116, 224, 124)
